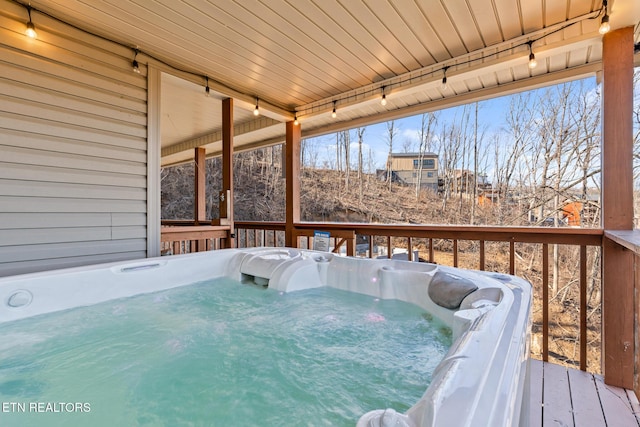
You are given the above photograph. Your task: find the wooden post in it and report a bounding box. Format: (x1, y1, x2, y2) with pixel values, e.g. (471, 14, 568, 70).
(285, 120, 301, 248)
(601, 26, 634, 389)
(194, 147, 206, 251)
(220, 97, 234, 248)
(194, 147, 206, 224)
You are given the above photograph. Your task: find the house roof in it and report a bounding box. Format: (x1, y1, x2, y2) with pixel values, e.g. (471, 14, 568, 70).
(25, 0, 640, 166)
(390, 152, 438, 158)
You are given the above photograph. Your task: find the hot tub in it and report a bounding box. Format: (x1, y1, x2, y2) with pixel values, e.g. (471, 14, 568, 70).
(0, 247, 531, 426)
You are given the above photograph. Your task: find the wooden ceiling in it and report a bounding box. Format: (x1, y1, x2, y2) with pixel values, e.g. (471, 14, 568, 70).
(25, 0, 640, 166)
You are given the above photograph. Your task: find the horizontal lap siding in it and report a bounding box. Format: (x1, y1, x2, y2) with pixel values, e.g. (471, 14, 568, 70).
(0, 2, 148, 276)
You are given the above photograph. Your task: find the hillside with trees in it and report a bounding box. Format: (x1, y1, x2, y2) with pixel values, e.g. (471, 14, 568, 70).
(163, 80, 613, 228)
(162, 77, 640, 372)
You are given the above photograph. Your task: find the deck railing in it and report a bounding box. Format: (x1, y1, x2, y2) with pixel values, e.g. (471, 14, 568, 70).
(162, 220, 604, 372)
(161, 220, 231, 254)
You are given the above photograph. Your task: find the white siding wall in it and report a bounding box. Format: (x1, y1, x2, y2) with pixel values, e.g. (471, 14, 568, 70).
(0, 2, 148, 276)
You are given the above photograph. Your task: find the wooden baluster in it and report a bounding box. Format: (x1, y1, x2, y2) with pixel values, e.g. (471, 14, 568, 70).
(453, 240, 458, 267)
(580, 245, 587, 371)
(509, 241, 515, 275)
(429, 238, 434, 263)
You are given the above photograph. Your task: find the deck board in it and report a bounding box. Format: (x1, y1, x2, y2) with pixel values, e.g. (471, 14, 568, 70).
(528, 359, 543, 427)
(530, 359, 639, 427)
(626, 389, 640, 425)
(542, 361, 574, 426)
(567, 367, 605, 426)
(595, 376, 640, 427)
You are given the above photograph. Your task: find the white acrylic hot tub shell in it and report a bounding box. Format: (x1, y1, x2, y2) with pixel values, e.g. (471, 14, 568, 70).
(0, 247, 531, 427)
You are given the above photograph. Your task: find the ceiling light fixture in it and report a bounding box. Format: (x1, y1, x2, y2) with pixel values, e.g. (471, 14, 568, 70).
(253, 98, 260, 116)
(205, 76, 210, 97)
(132, 49, 141, 74)
(442, 66, 449, 91)
(294, 114, 299, 125)
(527, 42, 537, 69)
(25, 7, 37, 39)
(380, 87, 387, 106)
(331, 101, 337, 118)
(599, 0, 610, 34)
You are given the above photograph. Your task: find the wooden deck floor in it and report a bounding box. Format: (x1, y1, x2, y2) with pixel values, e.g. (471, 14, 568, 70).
(529, 359, 640, 426)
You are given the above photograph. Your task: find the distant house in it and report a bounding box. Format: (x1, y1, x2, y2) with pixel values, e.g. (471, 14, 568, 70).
(381, 152, 439, 190)
(449, 169, 492, 194)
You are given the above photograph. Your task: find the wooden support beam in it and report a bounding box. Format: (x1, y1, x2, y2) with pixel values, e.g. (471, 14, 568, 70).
(603, 238, 634, 388)
(194, 146, 207, 251)
(194, 147, 206, 224)
(602, 28, 634, 230)
(601, 26, 635, 389)
(285, 121, 301, 247)
(219, 98, 235, 248)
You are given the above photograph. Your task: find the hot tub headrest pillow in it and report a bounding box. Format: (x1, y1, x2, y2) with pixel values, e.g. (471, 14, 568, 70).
(428, 271, 479, 309)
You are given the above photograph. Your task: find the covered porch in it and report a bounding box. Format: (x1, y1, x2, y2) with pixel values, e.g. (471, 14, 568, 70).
(1, 0, 640, 423)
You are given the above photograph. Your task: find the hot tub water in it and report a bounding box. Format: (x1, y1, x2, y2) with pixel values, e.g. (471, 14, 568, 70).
(0, 277, 451, 427)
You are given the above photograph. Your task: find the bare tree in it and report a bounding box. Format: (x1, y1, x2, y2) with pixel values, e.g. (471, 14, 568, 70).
(386, 120, 398, 191)
(497, 93, 534, 211)
(335, 133, 341, 172)
(356, 127, 365, 203)
(342, 130, 351, 190)
(415, 112, 438, 199)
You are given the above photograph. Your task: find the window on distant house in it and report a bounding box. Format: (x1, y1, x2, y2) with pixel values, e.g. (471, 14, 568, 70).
(413, 159, 435, 169)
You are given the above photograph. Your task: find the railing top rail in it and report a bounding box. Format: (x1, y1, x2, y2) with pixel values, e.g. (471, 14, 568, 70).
(161, 220, 199, 226)
(235, 221, 286, 231)
(604, 230, 640, 255)
(234, 221, 603, 246)
(161, 225, 230, 232)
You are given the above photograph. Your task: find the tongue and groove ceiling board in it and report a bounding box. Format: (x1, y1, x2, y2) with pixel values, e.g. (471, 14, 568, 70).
(23, 0, 640, 166)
